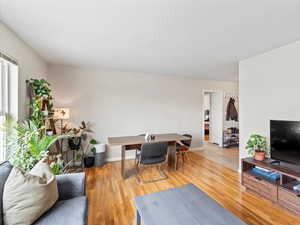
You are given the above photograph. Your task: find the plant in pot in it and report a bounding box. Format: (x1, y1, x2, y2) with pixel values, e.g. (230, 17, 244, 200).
(82, 139, 97, 168)
(246, 134, 268, 161)
(67, 121, 93, 151)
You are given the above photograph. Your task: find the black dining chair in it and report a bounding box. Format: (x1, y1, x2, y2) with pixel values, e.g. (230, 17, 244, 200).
(134, 134, 145, 165)
(176, 134, 192, 169)
(136, 142, 169, 184)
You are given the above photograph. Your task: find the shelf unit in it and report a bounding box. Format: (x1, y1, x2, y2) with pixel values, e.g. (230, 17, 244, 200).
(242, 158, 300, 216)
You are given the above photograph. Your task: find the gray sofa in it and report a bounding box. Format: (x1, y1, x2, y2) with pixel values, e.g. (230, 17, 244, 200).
(0, 162, 88, 225)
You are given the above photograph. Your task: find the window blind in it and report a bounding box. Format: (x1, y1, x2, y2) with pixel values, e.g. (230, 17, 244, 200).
(0, 54, 18, 162)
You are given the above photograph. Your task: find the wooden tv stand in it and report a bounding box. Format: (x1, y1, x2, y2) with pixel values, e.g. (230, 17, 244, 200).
(242, 157, 300, 216)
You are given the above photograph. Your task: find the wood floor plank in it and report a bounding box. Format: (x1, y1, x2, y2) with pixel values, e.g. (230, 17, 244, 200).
(86, 152, 300, 225)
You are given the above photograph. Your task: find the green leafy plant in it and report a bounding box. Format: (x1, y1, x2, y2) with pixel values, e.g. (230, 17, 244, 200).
(29, 97, 44, 128)
(246, 134, 268, 156)
(90, 139, 97, 154)
(4, 115, 70, 172)
(49, 154, 72, 175)
(28, 78, 54, 128)
(76, 139, 98, 162)
(28, 78, 52, 100)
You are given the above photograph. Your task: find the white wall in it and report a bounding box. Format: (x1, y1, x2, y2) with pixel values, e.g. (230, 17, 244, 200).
(209, 92, 223, 146)
(239, 40, 300, 168)
(203, 93, 210, 111)
(48, 65, 238, 160)
(0, 23, 48, 119)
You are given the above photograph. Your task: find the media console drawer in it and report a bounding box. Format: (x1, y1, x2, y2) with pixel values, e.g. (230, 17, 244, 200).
(278, 187, 300, 216)
(243, 172, 277, 202)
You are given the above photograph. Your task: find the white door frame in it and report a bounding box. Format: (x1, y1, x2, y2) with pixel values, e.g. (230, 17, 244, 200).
(202, 89, 224, 147)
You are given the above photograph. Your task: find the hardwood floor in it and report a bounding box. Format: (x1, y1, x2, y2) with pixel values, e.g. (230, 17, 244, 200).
(194, 142, 239, 171)
(85, 152, 300, 225)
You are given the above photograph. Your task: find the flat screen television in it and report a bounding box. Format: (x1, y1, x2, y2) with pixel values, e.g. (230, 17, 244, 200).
(271, 120, 300, 165)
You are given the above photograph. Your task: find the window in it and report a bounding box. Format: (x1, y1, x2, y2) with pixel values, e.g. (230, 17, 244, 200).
(0, 53, 18, 162)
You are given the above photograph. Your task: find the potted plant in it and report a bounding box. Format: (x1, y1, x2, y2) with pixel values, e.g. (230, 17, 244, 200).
(82, 139, 97, 168)
(67, 121, 92, 151)
(246, 134, 268, 161)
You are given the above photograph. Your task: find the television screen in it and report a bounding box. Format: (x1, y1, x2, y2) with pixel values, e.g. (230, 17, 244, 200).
(271, 120, 300, 165)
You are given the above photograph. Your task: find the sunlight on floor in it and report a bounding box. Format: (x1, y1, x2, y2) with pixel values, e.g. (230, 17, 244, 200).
(193, 142, 239, 171)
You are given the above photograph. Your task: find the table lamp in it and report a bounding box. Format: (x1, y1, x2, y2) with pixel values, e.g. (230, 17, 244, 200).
(53, 108, 70, 133)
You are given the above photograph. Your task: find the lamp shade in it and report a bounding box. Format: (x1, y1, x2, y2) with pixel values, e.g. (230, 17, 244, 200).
(53, 108, 70, 120)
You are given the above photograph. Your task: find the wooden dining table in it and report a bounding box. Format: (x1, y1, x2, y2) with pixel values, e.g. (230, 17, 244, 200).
(108, 133, 191, 179)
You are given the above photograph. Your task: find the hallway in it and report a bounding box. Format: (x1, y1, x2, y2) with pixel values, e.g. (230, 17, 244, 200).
(194, 143, 239, 171)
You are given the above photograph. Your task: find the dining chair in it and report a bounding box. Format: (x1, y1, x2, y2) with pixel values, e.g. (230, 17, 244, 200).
(176, 134, 192, 169)
(136, 142, 169, 184)
(134, 134, 145, 165)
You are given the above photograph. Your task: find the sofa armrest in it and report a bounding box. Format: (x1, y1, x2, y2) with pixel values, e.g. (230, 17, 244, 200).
(56, 172, 86, 201)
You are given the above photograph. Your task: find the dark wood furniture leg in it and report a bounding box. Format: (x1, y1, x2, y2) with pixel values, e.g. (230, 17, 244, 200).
(168, 141, 177, 171)
(121, 145, 126, 179)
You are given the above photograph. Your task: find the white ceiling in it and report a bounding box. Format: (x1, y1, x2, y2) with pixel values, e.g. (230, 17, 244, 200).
(1, 0, 300, 81)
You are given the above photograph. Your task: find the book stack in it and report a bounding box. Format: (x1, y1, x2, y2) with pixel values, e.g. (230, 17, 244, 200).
(251, 166, 280, 181)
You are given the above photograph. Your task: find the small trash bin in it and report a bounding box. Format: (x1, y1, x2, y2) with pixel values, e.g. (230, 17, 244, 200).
(94, 143, 106, 166)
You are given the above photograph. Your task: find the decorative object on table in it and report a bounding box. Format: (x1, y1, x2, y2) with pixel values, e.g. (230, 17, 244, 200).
(144, 133, 155, 142)
(3, 115, 71, 173)
(246, 134, 268, 161)
(144, 133, 151, 142)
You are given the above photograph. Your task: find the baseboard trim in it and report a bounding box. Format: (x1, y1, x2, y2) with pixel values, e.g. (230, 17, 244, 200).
(106, 155, 136, 162)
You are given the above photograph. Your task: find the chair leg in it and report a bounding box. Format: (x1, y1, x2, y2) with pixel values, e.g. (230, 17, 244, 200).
(136, 162, 168, 184)
(184, 151, 190, 162)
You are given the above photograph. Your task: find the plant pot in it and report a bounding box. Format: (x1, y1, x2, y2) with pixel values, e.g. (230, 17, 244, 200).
(254, 152, 265, 161)
(68, 137, 81, 150)
(42, 110, 48, 116)
(84, 157, 95, 168)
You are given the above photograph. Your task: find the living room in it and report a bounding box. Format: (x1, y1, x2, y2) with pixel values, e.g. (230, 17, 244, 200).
(1, 1, 300, 225)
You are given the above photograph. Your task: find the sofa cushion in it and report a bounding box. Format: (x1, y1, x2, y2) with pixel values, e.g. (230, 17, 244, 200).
(0, 162, 13, 225)
(3, 161, 58, 225)
(34, 196, 88, 225)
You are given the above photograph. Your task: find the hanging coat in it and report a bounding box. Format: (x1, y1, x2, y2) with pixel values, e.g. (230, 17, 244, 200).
(226, 97, 238, 121)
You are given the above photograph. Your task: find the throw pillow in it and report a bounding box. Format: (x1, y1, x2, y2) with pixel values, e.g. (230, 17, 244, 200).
(3, 161, 58, 225)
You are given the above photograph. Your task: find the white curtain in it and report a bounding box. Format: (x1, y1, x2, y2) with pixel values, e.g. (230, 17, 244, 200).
(0, 56, 18, 162)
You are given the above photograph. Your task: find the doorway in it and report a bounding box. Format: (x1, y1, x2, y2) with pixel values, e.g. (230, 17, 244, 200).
(200, 91, 240, 171)
(203, 91, 223, 147)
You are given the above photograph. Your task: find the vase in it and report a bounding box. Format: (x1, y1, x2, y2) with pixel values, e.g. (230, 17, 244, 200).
(254, 152, 265, 161)
(84, 157, 95, 168)
(68, 137, 81, 150)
